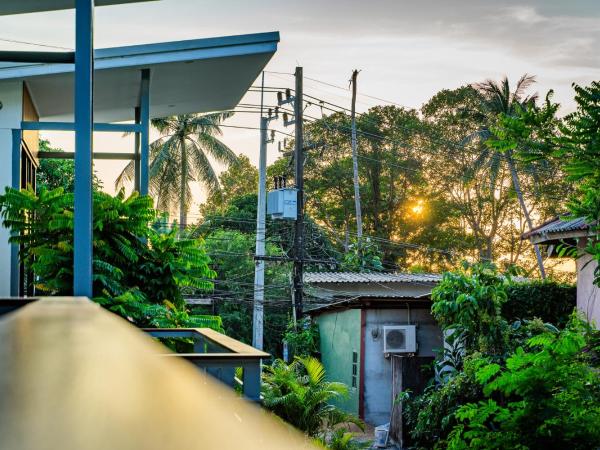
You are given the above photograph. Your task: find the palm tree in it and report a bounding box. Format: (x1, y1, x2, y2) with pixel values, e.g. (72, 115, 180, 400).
(468, 74, 546, 278)
(116, 112, 237, 227)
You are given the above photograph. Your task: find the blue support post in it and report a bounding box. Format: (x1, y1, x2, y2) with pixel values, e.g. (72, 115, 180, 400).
(242, 362, 262, 402)
(10, 129, 21, 296)
(140, 69, 150, 197)
(73, 0, 94, 297)
(134, 107, 141, 192)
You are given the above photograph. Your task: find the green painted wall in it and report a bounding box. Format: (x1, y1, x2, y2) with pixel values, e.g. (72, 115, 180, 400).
(315, 309, 361, 416)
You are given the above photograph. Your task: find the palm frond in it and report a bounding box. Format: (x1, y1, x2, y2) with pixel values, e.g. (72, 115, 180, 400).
(195, 133, 238, 166)
(115, 160, 135, 190)
(188, 139, 220, 195)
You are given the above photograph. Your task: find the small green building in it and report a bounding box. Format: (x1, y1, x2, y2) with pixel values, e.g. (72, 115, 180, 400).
(305, 272, 443, 444)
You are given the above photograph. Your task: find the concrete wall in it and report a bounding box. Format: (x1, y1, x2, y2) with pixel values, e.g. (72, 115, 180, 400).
(363, 307, 442, 426)
(315, 309, 361, 416)
(0, 81, 23, 296)
(577, 251, 600, 326)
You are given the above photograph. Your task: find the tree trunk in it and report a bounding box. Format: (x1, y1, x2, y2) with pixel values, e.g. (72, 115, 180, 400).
(506, 151, 546, 279)
(179, 139, 187, 230)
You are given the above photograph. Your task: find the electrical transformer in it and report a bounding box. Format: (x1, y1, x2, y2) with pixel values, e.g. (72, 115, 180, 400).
(267, 188, 298, 220)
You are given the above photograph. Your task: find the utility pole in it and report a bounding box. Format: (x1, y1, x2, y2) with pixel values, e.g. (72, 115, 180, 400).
(350, 69, 363, 240)
(292, 66, 304, 321)
(252, 115, 268, 350)
(253, 72, 270, 350)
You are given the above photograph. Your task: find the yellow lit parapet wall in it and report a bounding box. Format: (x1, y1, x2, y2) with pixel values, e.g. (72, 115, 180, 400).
(0, 298, 315, 450)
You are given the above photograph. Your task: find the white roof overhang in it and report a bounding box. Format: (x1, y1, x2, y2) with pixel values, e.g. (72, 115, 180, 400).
(0, 0, 157, 15)
(0, 32, 279, 122)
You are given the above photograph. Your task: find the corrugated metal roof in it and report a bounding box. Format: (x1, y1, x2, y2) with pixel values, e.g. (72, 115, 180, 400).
(523, 216, 591, 239)
(304, 272, 441, 284)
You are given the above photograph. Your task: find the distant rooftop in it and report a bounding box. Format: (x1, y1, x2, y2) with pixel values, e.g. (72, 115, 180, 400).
(304, 271, 441, 284)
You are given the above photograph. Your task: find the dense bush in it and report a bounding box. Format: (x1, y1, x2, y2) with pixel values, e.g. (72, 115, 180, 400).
(504, 280, 576, 327)
(447, 318, 600, 450)
(0, 186, 220, 329)
(404, 263, 599, 449)
(431, 262, 510, 356)
(262, 357, 363, 438)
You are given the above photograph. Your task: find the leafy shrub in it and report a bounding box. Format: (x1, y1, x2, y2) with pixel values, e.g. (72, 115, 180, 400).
(340, 237, 384, 272)
(504, 280, 576, 327)
(284, 317, 321, 358)
(447, 317, 600, 450)
(403, 357, 483, 449)
(262, 357, 363, 437)
(0, 186, 219, 329)
(315, 428, 370, 450)
(405, 262, 595, 449)
(431, 262, 509, 355)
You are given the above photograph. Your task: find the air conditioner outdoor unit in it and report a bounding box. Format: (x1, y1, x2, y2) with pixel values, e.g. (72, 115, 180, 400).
(383, 325, 417, 354)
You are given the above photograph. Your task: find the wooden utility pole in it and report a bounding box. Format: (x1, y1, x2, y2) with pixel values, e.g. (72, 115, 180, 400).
(292, 66, 304, 320)
(350, 69, 363, 240)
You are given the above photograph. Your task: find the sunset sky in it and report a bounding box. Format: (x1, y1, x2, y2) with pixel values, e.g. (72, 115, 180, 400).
(0, 0, 597, 216)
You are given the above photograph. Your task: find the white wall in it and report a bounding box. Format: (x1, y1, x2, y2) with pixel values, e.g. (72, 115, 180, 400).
(0, 81, 23, 296)
(577, 251, 600, 326)
(362, 307, 442, 426)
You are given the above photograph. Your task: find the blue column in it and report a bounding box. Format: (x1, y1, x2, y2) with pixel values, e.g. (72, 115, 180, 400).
(134, 106, 141, 192)
(140, 69, 150, 197)
(242, 362, 262, 402)
(10, 129, 21, 296)
(73, 0, 94, 297)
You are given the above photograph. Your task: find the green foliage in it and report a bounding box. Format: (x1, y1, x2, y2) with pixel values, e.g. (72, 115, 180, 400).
(262, 357, 363, 438)
(132, 229, 215, 309)
(199, 154, 258, 217)
(200, 228, 290, 356)
(503, 280, 576, 327)
(405, 262, 595, 449)
(37, 139, 102, 192)
(403, 355, 483, 449)
(0, 186, 219, 330)
(284, 317, 321, 358)
(557, 82, 600, 286)
(315, 428, 370, 450)
(340, 237, 384, 272)
(431, 262, 509, 355)
(491, 80, 600, 285)
(447, 318, 600, 450)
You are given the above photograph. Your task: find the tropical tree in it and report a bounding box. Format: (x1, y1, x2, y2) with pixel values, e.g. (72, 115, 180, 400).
(116, 112, 237, 227)
(470, 75, 547, 277)
(199, 154, 258, 218)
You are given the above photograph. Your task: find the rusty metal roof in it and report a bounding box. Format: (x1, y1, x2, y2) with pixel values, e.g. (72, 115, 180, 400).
(304, 272, 441, 284)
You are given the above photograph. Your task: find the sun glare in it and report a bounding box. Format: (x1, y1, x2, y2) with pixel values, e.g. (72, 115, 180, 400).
(410, 199, 425, 216)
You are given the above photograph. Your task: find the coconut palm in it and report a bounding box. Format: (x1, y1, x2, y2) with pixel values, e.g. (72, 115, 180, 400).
(116, 112, 237, 227)
(467, 74, 546, 278)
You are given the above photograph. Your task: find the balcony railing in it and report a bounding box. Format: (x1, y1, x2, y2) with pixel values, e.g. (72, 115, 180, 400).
(0, 297, 311, 449)
(143, 328, 269, 401)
